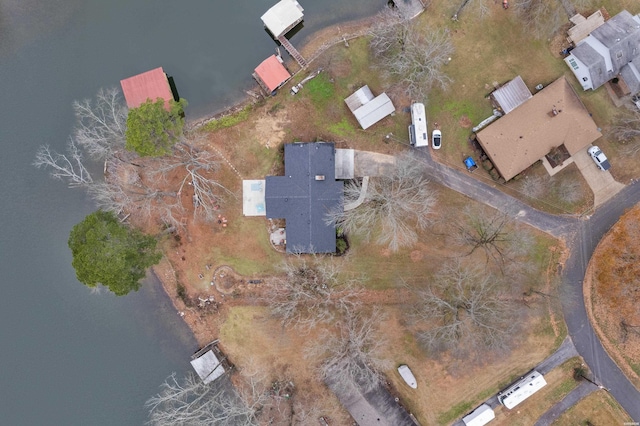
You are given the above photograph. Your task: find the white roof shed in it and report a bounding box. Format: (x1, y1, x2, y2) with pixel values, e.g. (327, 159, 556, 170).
(261, 0, 304, 39)
(462, 404, 495, 426)
(345, 85, 395, 130)
(491, 76, 532, 114)
(190, 349, 226, 384)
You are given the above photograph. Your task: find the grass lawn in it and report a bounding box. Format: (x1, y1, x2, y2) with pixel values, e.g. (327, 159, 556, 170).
(552, 389, 633, 425)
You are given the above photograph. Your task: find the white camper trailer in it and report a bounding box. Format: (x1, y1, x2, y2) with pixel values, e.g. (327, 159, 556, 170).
(498, 370, 547, 409)
(409, 102, 428, 147)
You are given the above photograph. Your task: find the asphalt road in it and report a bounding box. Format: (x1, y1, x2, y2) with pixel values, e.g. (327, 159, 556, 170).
(414, 149, 640, 422)
(561, 183, 640, 421)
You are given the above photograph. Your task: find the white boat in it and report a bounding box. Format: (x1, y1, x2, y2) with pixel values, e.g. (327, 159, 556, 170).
(397, 364, 417, 389)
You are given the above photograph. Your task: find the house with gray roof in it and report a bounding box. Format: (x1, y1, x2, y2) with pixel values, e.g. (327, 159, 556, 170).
(565, 10, 640, 95)
(265, 142, 343, 254)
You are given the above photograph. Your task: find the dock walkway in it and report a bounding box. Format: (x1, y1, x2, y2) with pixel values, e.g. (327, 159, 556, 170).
(277, 35, 307, 68)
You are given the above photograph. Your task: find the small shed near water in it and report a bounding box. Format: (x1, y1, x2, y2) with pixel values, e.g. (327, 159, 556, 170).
(253, 55, 291, 94)
(345, 85, 395, 130)
(190, 341, 229, 384)
(261, 0, 304, 39)
(120, 67, 175, 110)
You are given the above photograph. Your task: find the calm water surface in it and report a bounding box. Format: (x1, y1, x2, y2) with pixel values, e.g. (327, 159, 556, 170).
(0, 0, 381, 424)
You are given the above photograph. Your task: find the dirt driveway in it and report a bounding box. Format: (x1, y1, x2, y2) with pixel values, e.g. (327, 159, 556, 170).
(572, 147, 624, 208)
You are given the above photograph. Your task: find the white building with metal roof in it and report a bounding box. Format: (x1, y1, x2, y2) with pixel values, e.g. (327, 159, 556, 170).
(261, 0, 304, 39)
(345, 85, 395, 130)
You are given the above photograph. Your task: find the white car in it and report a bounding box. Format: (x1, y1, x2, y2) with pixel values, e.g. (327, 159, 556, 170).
(588, 146, 611, 171)
(432, 129, 442, 149)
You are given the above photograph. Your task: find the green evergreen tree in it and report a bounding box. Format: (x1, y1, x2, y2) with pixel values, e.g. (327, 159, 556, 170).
(125, 98, 186, 157)
(68, 210, 162, 295)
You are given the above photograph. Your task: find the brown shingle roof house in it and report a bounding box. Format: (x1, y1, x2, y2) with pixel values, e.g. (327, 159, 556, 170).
(476, 76, 602, 181)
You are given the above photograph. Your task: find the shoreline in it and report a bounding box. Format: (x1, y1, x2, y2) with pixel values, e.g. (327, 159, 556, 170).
(168, 12, 384, 349)
(186, 12, 381, 132)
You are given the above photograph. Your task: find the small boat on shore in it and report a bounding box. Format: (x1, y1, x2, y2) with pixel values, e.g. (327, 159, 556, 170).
(398, 364, 417, 389)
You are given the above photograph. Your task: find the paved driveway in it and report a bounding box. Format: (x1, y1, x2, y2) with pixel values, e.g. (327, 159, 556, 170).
(572, 147, 624, 207)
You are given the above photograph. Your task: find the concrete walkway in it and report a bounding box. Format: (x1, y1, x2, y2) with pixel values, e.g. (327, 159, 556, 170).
(353, 151, 396, 177)
(571, 147, 624, 207)
(344, 176, 369, 211)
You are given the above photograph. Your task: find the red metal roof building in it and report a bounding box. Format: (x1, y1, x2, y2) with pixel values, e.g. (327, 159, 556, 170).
(253, 55, 291, 94)
(120, 67, 174, 109)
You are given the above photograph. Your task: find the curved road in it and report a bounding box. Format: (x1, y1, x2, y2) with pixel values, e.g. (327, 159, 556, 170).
(413, 150, 640, 421)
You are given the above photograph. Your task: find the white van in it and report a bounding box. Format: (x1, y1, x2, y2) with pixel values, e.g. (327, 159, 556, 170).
(409, 102, 428, 147)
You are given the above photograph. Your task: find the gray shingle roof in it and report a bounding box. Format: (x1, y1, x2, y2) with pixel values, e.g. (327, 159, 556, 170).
(265, 142, 343, 253)
(571, 10, 640, 90)
(572, 42, 610, 89)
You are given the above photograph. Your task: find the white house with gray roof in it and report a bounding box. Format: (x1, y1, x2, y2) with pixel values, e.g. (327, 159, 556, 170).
(565, 10, 640, 95)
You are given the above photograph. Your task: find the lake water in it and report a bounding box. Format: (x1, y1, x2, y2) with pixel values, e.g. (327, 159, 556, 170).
(0, 0, 381, 424)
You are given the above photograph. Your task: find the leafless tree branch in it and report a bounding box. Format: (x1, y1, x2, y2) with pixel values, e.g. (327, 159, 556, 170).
(369, 8, 454, 100)
(513, 0, 564, 39)
(307, 308, 391, 393)
(72, 86, 127, 160)
(411, 260, 517, 359)
(610, 111, 640, 156)
(326, 153, 437, 252)
(145, 371, 271, 426)
(33, 140, 93, 187)
(264, 254, 364, 332)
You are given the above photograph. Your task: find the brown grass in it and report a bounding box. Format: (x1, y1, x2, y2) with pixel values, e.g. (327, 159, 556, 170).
(145, 2, 614, 423)
(552, 389, 633, 425)
(585, 205, 640, 390)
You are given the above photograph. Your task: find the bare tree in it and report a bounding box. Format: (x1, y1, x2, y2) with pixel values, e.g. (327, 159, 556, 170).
(453, 205, 515, 267)
(72, 86, 127, 160)
(552, 176, 582, 204)
(307, 309, 390, 393)
(145, 373, 269, 426)
(519, 175, 545, 199)
(610, 110, 640, 156)
(369, 8, 454, 100)
(35, 88, 233, 231)
(513, 0, 564, 39)
(154, 140, 234, 222)
(33, 140, 93, 187)
(411, 260, 517, 358)
(326, 153, 437, 252)
(264, 255, 363, 331)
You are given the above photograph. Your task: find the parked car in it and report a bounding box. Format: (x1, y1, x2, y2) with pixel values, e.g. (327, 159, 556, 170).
(432, 129, 442, 149)
(588, 146, 611, 171)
